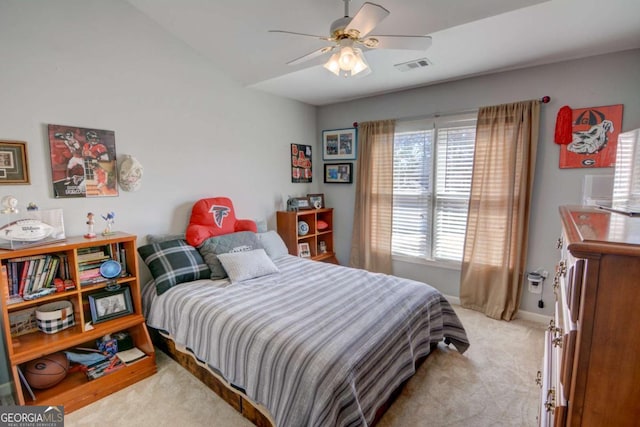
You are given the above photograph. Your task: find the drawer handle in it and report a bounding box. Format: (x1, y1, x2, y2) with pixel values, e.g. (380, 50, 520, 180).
(544, 388, 556, 413)
(548, 320, 562, 336)
(557, 260, 567, 277)
(535, 370, 542, 387)
(552, 335, 563, 348)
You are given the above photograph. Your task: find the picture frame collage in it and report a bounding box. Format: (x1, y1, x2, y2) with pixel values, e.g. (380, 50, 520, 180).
(322, 128, 356, 184)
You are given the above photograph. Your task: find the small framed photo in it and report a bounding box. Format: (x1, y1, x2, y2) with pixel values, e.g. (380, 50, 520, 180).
(292, 196, 312, 210)
(322, 128, 357, 160)
(307, 193, 325, 209)
(298, 242, 311, 258)
(0, 141, 30, 184)
(88, 286, 133, 324)
(324, 163, 353, 184)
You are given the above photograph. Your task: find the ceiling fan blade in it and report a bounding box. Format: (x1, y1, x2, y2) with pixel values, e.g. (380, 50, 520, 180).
(364, 35, 432, 51)
(344, 2, 390, 38)
(269, 30, 331, 41)
(286, 46, 336, 66)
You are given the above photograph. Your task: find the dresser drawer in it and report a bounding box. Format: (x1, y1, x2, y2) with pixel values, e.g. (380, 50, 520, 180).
(568, 259, 584, 323)
(539, 319, 568, 427)
(560, 330, 576, 402)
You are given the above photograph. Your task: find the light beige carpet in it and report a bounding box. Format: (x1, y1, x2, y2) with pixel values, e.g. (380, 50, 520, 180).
(65, 306, 545, 427)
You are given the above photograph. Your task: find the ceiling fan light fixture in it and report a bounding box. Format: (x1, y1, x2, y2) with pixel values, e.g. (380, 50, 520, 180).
(350, 47, 369, 75)
(323, 52, 342, 76)
(323, 43, 370, 78)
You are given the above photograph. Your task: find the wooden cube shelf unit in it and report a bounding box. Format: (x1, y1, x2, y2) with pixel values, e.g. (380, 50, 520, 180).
(0, 232, 156, 412)
(277, 208, 338, 264)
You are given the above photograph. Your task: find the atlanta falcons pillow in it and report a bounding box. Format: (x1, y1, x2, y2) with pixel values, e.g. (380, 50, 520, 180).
(185, 197, 257, 247)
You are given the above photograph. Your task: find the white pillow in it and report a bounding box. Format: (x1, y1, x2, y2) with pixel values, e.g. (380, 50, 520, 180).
(217, 248, 280, 283)
(257, 230, 290, 260)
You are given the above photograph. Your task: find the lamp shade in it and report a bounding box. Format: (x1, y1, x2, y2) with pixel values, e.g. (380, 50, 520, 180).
(323, 41, 370, 78)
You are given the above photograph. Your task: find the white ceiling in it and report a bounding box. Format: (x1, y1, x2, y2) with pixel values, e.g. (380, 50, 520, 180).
(127, 0, 640, 106)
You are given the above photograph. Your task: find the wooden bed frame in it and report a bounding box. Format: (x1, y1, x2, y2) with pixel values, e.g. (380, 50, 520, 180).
(150, 327, 436, 427)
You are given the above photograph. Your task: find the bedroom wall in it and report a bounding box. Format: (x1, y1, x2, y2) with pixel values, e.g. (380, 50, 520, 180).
(0, 0, 316, 393)
(317, 49, 640, 317)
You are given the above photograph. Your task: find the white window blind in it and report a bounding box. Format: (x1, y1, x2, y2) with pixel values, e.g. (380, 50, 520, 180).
(392, 114, 476, 263)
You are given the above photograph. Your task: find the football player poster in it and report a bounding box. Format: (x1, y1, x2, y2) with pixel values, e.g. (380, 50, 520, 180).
(559, 104, 623, 168)
(48, 124, 119, 198)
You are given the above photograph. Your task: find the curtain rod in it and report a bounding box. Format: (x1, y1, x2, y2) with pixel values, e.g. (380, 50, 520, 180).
(353, 96, 551, 127)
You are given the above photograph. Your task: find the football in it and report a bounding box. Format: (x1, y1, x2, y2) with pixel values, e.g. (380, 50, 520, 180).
(23, 352, 69, 389)
(0, 219, 54, 242)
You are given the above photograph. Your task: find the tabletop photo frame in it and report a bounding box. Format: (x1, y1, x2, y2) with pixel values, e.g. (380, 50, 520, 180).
(298, 242, 311, 258)
(89, 286, 133, 324)
(322, 128, 357, 160)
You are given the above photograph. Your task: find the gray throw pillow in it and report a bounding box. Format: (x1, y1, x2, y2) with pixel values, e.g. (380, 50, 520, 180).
(257, 231, 290, 260)
(198, 231, 264, 279)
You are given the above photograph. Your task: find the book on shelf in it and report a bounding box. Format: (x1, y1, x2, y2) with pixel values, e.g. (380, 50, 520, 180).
(21, 259, 38, 296)
(78, 260, 108, 271)
(56, 253, 70, 280)
(30, 256, 48, 292)
(17, 366, 36, 401)
(79, 266, 101, 277)
(119, 247, 127, 275)
(77, 247, 108, 263)
(17, 261, 29, 296)
(43, 257, 60, 289)
(84, 356, 124, 380)
(8, 261, 19, 296)
(115, 347, 147, 365)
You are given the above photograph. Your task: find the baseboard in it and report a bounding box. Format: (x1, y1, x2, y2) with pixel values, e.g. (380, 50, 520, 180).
(445, 294, 551, 325)
(514, 309, 552, 325)
(444, 295, 461, 305)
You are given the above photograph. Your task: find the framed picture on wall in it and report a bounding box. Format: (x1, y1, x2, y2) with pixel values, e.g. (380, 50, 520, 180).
(0, 141, 30, 184)
(322, 128, 357, 160)
(559, 104, 624, 168)
(291, 143, 312, 183)
(324, 163, 353, 184)
(47, 124, 119, 198)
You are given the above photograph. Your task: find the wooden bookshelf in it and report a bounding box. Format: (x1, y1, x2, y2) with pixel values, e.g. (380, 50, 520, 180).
(0, 232, 156, 412)
(276, 208, 338, 264)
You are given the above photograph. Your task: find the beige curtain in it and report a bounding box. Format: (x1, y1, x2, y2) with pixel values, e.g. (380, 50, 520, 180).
(349, 120, 395, 273)
(460, 100, 540, 320)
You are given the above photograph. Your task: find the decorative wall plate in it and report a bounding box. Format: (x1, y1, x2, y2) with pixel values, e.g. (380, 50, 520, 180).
(298, 221, 309, 236)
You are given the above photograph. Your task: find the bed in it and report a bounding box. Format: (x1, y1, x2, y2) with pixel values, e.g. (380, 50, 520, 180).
(139, 231, 469, 427)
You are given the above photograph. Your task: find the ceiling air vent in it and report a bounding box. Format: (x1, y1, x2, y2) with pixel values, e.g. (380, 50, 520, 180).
(394, 57, 432, 72)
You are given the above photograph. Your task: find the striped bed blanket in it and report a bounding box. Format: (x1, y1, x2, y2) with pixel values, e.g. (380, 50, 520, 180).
(142, 255, 469, 427)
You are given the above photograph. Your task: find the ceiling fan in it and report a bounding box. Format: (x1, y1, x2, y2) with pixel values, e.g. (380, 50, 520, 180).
(269, 0, 432, 78)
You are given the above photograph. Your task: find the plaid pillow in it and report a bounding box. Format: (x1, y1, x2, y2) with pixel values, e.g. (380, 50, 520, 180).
(138, 239, 211, 295)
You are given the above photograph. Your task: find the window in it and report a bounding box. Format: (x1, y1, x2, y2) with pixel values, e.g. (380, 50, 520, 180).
(392, 114, 476, 263)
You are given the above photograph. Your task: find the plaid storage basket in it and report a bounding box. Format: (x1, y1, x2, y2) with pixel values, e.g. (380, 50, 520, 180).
(36, 301, 75, 334)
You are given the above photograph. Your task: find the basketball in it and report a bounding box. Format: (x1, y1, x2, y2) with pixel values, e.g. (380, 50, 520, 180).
(23, 352, 69, 389)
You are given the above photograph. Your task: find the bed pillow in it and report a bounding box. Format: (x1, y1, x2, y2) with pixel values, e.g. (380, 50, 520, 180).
(146, 233, 186, 244)
(198, 231, 264, 279)
(138, 239, 211, 295)
(217, 249, 279, 283)
(254, 219, 268, 233)
(257, 231, 289, 260)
